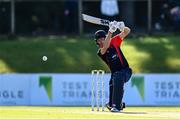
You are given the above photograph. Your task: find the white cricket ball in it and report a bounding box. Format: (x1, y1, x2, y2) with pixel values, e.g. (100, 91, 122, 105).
(42, 56, 48, 61)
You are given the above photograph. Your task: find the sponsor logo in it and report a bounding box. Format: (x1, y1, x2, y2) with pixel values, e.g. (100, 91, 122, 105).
(39, 76, 52, 101)
(100, 19, 109, 25)
(132, 76, 144, 101)
(154, 81, 180, 99)
(0, 90, 23, 99)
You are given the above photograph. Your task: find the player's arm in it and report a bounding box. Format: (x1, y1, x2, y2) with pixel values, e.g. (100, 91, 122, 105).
(100, 31, 112, 54)
(119, 26, 131, 39)
(100, 21, 117, 54)
(117, 22, 131, 39)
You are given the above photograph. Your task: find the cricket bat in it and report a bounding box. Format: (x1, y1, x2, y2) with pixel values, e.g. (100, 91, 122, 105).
(82, 14, 110, 26)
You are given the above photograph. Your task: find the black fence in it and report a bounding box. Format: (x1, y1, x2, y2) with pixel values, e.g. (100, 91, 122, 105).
(0, 0, 179, 35)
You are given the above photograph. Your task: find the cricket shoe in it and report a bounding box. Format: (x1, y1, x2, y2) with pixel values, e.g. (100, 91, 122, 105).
(110, 107, 120, 112)
(110, 102, 126, 112)
(105, 103, 112, 111)
(120, 102, 126, 110)
(110, 104, 120, 112)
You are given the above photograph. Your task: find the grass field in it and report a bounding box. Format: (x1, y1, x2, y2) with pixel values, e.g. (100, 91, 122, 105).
(1, 106, 180, 119)
(0, 35, 179, 73)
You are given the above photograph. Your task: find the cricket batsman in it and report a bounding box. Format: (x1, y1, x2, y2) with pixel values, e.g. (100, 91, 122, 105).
(94, 21, 132, 112)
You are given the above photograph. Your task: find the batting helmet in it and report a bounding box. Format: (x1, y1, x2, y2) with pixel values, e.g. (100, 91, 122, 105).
(94, 30, 106, 41)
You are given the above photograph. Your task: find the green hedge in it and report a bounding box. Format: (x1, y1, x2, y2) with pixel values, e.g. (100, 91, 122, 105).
(0, 35, 179, 73)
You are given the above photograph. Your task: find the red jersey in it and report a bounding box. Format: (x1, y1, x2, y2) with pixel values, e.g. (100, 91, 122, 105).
(98, 35, 129, 73)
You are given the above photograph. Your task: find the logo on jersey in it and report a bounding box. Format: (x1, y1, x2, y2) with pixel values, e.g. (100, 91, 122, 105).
(112, 54, 118, 60)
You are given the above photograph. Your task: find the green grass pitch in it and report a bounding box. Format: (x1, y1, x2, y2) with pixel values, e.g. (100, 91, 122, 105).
(1, 106, 180, 119)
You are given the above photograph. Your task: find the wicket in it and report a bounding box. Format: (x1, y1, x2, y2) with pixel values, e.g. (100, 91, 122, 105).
(91, 70, 105, 111)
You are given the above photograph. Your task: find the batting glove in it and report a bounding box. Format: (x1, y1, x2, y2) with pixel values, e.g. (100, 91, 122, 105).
(109, 21, 118, 33)
(117, 21, 125, 32)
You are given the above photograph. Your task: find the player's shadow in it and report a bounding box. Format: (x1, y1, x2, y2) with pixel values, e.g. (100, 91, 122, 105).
(102, 110, 147, 114)
(121, 112, 147, 114)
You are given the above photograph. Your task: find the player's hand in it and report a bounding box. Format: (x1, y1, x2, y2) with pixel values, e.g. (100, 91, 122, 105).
(109, 21, 118, 33)
(117, 21, 125, 32)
